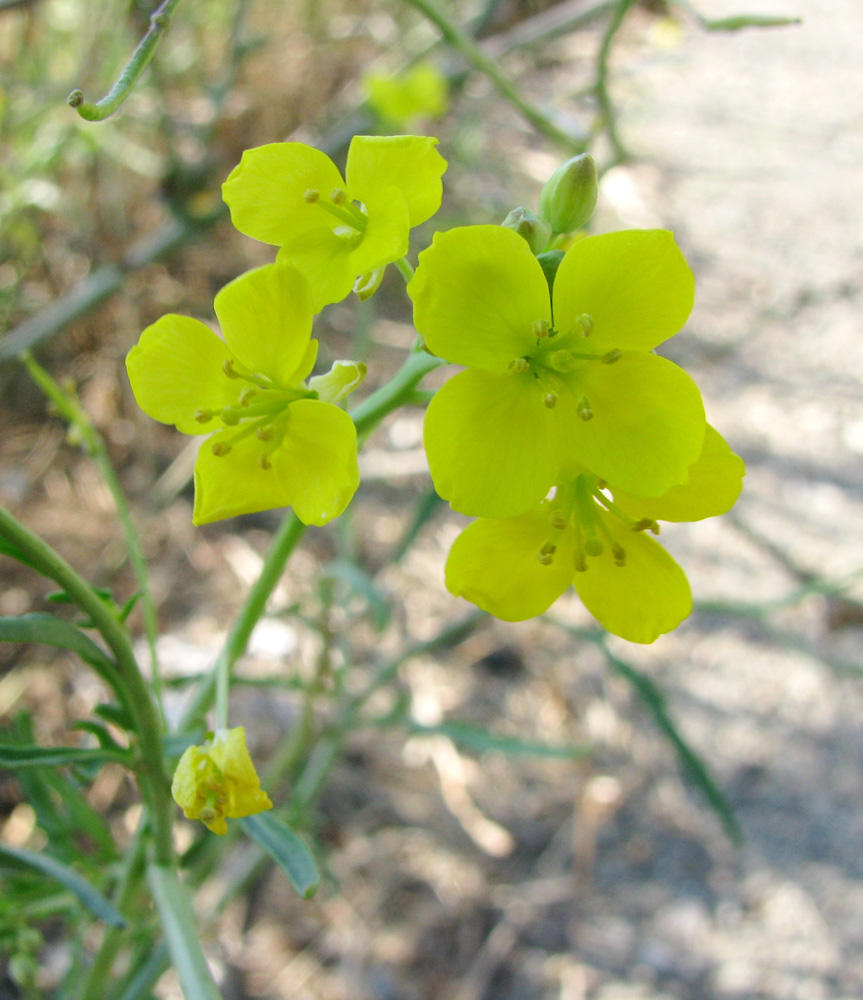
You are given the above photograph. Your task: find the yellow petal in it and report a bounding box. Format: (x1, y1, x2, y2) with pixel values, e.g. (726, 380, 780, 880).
(553, 230, 694, 352)
(222, 142, 344, 246)
(573, 513, 692, 643)
(345, 135, 446, 227)
(272, 400, 359, 526)
(193, 432, 293, 525)
(208, 727, 273, 821)
(424, 368, 562, 518)
(409, 226, 549, 372)
(213, 263, 314, 385)
(560, 352, 705, 497)
(346, 185, 410, 277)
(446, 506, 575, 621)
(126, 315, 235, 434)
(613, 424, 745, 521)
(277, 227, 358, 312)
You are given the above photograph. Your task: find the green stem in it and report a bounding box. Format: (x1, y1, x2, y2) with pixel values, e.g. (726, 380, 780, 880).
(20, 353, 163, 719)
(67, 0, 183, 122)
(594, 0, 636, 165)
(394, 256, 415, 283)
(401, 0, 582, 150)
(0, 505, 173, 865)
(147, 863, 223, 1000)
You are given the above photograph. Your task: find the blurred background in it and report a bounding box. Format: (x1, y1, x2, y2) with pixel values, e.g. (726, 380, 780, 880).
(2, 0, 863, 997)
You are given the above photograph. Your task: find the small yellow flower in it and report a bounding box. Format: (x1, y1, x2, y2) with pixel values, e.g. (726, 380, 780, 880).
(171, 727, 272, 835)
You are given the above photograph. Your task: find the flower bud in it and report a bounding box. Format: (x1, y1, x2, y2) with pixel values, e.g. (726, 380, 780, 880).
(501, 206, 552, 255)
(537, 153, 598, 234)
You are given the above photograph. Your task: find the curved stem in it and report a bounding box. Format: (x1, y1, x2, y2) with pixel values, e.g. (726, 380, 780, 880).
(394, 257, 415, 283)
(0, 505, 173, 865)
(401, 0, 583, 150)
(68, 0, 183, 122)
(594, 0, 637, 165)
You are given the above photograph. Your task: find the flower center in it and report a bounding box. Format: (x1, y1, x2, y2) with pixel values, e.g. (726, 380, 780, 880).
(303, 186, 368, 244)
(506, 314, 621, 411)
(536, 473, 660, 572)
(194, 358, 316, 469)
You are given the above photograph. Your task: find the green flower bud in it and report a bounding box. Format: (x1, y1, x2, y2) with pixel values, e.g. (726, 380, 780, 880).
(501, 206, 552, 255)
(537, 153, 598, 234)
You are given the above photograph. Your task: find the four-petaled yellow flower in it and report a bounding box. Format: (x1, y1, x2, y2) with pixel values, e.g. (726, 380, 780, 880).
(363, 61, 449, 128)
(409, 225, 706, 519)
(222, 135, 447, 310)
(172, 727, 272, 835)
(445, 426, 745, 643)
(126, 262, 363, 526)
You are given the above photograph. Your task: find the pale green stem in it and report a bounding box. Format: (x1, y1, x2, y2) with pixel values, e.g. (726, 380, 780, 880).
(20, 353, 163, 719)
(147, 863, 223, 1000)
(0, 505, 173, 864)
(401, 0, 582, 150)
(394, 256, 415, 283)
(594, 0, 637, 164)
(68, 0, 183, 121)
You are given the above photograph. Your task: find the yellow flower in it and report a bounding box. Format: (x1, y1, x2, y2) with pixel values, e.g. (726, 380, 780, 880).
(171, 727, 272, 836)
(363, 61, 449, 127)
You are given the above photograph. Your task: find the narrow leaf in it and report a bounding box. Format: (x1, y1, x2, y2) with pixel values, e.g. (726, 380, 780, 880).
(0, 613, 115, 675)
(323, 559, 391, 631)
(704, 14, 802, 31)
(407, 720, 592, 760)
(0, 743, 129, 768)
(0, 843, 125, 927)
(240, 813, 320, 899)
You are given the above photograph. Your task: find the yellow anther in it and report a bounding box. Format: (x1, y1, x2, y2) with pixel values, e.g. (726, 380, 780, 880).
(633, 518, 660, 535)
(577, 313, 593, 337)
(220, 407, 240, 426)
(612, 544, 627, 566)
(194, 409, 213, 423)
(303, 188, 320, 203)
(548, 350, 575, 372)
(533, 319, 550, 339)
(238, 387, 257, 406)
(508, 358, 530, 374)
(573, 551, 587, 572)
(330, 187, 347, 206)
(198, 806, 217, 823)
(222, 359, 240, 379)
(550, 512, 568, 530)
(601, 349, 622, 364)
(537, 551, 554, 566)
(543, 392, 558, 409)
(584, 537, 604, 557)
(211, 441, 231, 457)
(577, 396, 593, 421)
(539, 540, 557, 556)
(256, 425, 275, 441)
(259, 454, 272, 470)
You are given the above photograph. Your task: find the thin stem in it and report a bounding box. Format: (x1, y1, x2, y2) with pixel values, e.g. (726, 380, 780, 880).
(394, 256, 415, 283)
(0, 505, 173, 865)
(594, 0, 636, 165)
(67, 0, 183, 122)
(20, 353, 163, 718)
(401, 0, 582, 150)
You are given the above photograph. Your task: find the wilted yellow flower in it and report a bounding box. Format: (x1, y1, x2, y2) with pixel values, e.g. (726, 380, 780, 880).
(171, 727, 272, 835)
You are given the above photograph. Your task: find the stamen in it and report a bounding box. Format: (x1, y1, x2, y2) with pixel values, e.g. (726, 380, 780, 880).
(222, 359, 240, 379)
(211, 441, 231, 457)
(330, 187, 347, 206)
(577, 313, 593, 337)
(543, 392, 558, 409)
(220, 407, 240, 426)
(533, 319, 550, 339)
(303, 188, 320, 203)
(194, 409, 213, 423)
(601, 349, 622, 364)
(238, 387, 257, 406)
(550, 511, 567, 530)
(612, 545, 626, 566)
(259, 454, 272, 470)
(509, 358, 530, 374)
(575, 475, 604, 558)
(633, 518, 660, 535)
(577, 396, 593, 421)
(537, 548, 555, 566)
(256, 425, 275, 441)
(584, 536, 604, 557)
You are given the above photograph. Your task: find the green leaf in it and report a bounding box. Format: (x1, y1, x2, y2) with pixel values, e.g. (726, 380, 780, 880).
(598, 639, 742, 845)
(0, 843, 125, 928)
(0, 613, 116, 676)
(240, 813, 320, 899)
(407, 720, 592, 760)
(0, 744, 130, 768)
